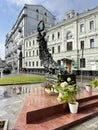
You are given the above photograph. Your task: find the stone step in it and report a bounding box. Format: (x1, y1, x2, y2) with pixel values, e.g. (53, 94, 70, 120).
(77, 94, 98, 102)
(26, 102, 68, 124)
(79, 98, 98, 112)
(13, 88, 98, 130)
(26, 91, 98, 124)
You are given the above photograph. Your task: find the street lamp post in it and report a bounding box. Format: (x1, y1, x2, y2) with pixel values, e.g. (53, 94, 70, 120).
(81, 46, 84, 87)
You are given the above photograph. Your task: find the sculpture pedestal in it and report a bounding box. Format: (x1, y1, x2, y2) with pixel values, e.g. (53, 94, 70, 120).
(13, 87, 98, 130)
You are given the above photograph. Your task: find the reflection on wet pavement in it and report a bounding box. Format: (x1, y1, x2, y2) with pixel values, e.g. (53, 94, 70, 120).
(0, 83, 42, 130)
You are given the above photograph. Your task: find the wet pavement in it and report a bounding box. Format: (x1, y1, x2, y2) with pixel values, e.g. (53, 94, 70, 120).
(0, 77, 98, 130)
(0, 83, 43, 130)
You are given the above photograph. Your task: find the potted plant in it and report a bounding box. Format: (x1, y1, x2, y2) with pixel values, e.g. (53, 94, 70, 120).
(90, 78, 98, 88)
(54, 77, 78, 113)
(85, 78, 98, 92)
(85, 84, 92, 92)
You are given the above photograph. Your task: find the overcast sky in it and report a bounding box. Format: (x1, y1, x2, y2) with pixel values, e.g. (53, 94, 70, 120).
(0, 0, 98, 60)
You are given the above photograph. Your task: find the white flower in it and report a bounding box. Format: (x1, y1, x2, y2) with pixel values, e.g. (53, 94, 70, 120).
(53, 85, 55, 88)
(67, 77, 71, 82)
(54, 89, 58, 93)
(57, 94, 62, 101)
(60, 81, 68, 88)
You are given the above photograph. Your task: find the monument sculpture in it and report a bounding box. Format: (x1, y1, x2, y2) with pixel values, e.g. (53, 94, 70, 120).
(37, 20, 59, 74)
(37, 20, 76, 86)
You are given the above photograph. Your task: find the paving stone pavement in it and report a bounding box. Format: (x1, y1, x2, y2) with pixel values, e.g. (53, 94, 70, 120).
(0, 81, 98, 130)
(0, 83, 42, 130)
(0, 94, 26, 130)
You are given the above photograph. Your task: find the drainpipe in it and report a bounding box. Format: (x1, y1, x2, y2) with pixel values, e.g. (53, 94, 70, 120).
(76, 16, 79, 74)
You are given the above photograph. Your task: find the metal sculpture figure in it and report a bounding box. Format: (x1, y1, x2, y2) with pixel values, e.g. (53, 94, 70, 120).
(37, 20, 76, 85)
(37, 20, 58, 74)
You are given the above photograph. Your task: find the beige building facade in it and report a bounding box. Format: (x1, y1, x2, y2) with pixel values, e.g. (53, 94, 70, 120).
(23, 6, 98, 76)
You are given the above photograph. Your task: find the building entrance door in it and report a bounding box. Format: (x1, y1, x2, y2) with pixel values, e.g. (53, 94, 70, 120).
(66, 59, 72, 72)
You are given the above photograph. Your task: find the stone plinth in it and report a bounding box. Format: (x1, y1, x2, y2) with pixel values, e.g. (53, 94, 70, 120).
(13, 87, 98, 130)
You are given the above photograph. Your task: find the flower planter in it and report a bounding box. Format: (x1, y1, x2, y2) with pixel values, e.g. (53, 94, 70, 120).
(68, 102, 79, 113)
(85, 85, 92, 92)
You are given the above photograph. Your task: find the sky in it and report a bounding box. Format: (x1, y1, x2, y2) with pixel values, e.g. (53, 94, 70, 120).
(1, 0, 98, 60)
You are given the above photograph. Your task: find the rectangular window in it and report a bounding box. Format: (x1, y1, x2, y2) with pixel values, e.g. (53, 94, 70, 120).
(80, 41, 84, 49)
(29, 51, 31, 57)
(90, 39, 95, 48)
(32, 61, 34, 66)
(26, 42, 28, 47)
(52, 34, 54, 40)
(26, 52, 28, 57)
(26, 62, 28, 66)
(58, 45, 60, 53)
(33, 50, 34, 56)
(33, 40, 35, 46)
(80, 58, 85, 68)
(90, 20, 94, 30)
(29, 61, 31, 66)
(67, 42, 72, 51)
(36, 61, 38, 66)
(58, 32, 60, 39)
(36, 50, 39, 56)
(29, 41, 31, 47)
(40, 61, 43, 66)
(80, 24, 84, 33)
(52, 47, 54, 54)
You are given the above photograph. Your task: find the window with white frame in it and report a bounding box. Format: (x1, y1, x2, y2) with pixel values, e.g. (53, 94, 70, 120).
(52, 34, 54, 40)
(58, 32, 60, 39)
(58, 45, 60, 53)
(52, 47, 55, 54)
(26, 42, 28, 47)
(26, 62, 28, 66)
(32, 61, 34, 66)
(36, 61, 38, 66)
(67, 42, 72, 51)
(36, 50, 39, 56)
(90, 20, 94, 30)
(80, 41, 84, 49)
(26, 52, 28, 57)
(40, 61, 43, 66)
(29, 51, 31, 57)
(29, 41, 31, 47)
(33, 40, 35, 46)
(29, 61, 31, 67)
(90, 39, 95, 48)
(80, 24, 84, 33)
(33, 50, 34, 56)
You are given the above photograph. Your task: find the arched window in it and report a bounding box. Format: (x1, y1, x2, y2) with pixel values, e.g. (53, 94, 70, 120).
(66, 31, 72, 39)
